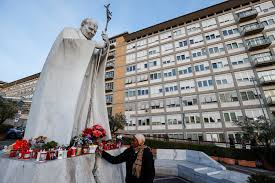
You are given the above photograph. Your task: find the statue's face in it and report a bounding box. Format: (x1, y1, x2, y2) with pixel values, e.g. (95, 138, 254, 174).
(81, 20, 98, 40)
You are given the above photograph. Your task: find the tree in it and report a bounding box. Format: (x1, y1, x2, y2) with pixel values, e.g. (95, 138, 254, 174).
(0, 96, 18, 125)
(234, 116, 275, 148)
(108, 113, 126, 134)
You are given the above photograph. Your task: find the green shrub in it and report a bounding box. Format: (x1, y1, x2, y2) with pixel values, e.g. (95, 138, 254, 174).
(248, 174, 275, 183)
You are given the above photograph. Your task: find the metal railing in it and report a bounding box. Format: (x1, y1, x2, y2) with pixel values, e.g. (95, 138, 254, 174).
(253, 55, 275, 66)
(236, 9, 258, 22)
(259, 74, 275, 84)
(240, 23, 264, 35)
(246, 37, 271, 50)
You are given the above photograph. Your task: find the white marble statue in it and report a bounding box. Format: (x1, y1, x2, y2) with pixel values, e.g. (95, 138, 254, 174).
(24, 18, 111, 145)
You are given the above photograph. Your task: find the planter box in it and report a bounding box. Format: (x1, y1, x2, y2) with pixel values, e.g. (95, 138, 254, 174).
(238, 160, 256, 168)
(211, 156, 219, 161)
(220, 157, 236, 165)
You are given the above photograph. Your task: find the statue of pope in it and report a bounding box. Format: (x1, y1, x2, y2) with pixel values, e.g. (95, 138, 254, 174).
(24, 18, 112, 145)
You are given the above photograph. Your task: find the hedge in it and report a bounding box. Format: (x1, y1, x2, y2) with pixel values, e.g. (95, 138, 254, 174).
(248, 174, 275, 183)
(122, 137, 274, 163)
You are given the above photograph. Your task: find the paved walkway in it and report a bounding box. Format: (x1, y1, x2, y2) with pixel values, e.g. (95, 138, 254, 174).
(154, 176, 191, 183)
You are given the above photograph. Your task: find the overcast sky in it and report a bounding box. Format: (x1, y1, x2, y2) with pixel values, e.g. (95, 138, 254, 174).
(0, 0, 223, 82)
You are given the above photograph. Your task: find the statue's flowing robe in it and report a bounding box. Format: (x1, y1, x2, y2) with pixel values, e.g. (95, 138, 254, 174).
(24, 28, 111, 145)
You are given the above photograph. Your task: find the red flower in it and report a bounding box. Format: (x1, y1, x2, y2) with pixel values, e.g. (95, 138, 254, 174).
(92, 130, 103, 138)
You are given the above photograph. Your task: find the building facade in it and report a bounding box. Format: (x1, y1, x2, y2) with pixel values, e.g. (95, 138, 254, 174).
(2, 0, 275, 142)
(111, 0, 275, 142)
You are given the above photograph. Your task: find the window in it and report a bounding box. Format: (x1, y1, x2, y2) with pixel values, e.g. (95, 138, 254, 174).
(200, 93, 217, 104)
(180, 80, 195, 90)
(177, 40, 188, 48)
(137, 88, 149, 96)
(162, 55, 175, 66)
(235, 71, 254, 82)
(202, 18, 217, 29)
(166, 97, 180, 108)
(187, 23, 201, 33)
(138, 117, 150, 126)
(125, 103, 136, 111)
(136, 39, 147, 48)
(197, 79, 213, 88)
(161, 43, 173, 53)
(240, 90, 260, 101)
(192, 48, 207, 58)
(163, 69, 177, 78)
(125, 76, 136, 85)
(219, 91, 239, 103)
(150, 72, 162, 80)
(226, 42, 244, 50)
(137, 50, 147, 59)
(208, 45, 224, 54)
(127, 43, 136, 50)
(182, 96, 198, 106)
(189, 35, 204, 46)
(167, 114, 183, 125)
(164, 83, 178, 92)
(126, 53, 135, 63)
(178, 66, 192, 75)
(160, 32, 172, 40)
(218, 13, 235, 26)
(106, 95, 113, 103)
(203, 112, 221, 123)
(176, 52, 190, 61)
(151, 100, 164, 109)
(148, 60, 159, 68)
(105, 71, 114, 78)
(222, 28, 239, 37)
(125, 89, 136, 97)
(185, 113, 200, 124)
(194, 63, 209, 72)
(152, 116, 165, 126)
(150, 85, 163, 96)
(136, 74, 148, 83)
(148, 36, 158, 45)
(205, 32, 220, 41)
(223, 112, 240, 122)
(137, 101, 150, 111)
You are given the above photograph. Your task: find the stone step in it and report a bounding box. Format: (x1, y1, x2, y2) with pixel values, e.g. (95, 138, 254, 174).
(194, 167, 222, 176)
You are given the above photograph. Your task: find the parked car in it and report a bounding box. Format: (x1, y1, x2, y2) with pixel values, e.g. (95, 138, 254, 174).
(6, 127, 25, 139)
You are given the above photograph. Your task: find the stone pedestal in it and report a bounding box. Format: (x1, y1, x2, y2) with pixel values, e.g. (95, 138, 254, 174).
(0, 149, 125, 183)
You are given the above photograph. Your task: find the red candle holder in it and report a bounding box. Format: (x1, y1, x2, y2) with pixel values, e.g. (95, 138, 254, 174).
(9, 150, 17, 158)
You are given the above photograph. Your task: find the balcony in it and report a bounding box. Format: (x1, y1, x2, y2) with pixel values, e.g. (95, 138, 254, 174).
(236, 9, 258, 23)
(106, 99, 113, 104)
(106, 62, 114, 69)
(267, 96, 275, 105)
(105, 87, 113, 92)
(105, 75, 114, 81)
(253, 56, 275, 67)
(259, 75, 275, 85)
(245, 37, 271, 51)
(110, 44, 116, 50)
(108, 52, 115, 60)
(240, 23, 264, 36)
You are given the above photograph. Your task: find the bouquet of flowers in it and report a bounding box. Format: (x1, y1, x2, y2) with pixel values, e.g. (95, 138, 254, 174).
(12, 139, 30, 150)
(82, 124, 107, 143)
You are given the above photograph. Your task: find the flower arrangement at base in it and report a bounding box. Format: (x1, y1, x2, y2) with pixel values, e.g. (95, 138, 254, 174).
(81, 124, 107, 154)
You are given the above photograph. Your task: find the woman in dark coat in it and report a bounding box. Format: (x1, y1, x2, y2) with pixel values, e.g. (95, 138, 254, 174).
(100, 134, 155, 183)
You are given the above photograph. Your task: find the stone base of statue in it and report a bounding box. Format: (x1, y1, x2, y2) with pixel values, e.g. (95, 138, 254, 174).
(0, 149, 125, 183)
